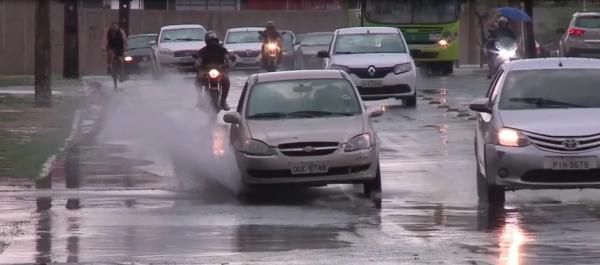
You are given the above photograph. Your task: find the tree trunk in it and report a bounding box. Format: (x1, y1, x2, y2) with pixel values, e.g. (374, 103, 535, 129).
(63, 0, 79, 78)
(35, 0, 52, 108)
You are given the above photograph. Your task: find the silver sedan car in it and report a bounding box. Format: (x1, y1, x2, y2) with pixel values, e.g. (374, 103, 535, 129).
(470, 58, 600, 204)
(223, 70, 383, 197)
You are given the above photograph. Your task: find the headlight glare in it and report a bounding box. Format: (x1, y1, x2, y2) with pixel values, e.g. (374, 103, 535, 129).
(242, 139, 273, 156)
(497, 128, 529, 147)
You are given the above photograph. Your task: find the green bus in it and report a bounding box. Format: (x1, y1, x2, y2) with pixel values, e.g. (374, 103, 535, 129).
(349, 0, 462, 75)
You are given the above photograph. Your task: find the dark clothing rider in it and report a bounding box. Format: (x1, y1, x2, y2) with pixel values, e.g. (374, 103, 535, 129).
(196, 32, 231, 110)
(259, 21, 283, 67)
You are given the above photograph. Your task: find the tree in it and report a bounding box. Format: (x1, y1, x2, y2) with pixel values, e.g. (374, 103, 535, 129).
(35, 0, 52, 108)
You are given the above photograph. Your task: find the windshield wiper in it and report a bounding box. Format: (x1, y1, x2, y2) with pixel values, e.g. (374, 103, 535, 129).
(335, 51, 355, 54)
(288, 110, 355, 117)
(247, 112, 288, 119)
(175, 38, 202, 41)
(509, 97, 586, 108)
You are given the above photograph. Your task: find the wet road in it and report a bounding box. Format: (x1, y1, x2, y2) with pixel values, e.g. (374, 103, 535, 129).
(2, 68, 600, 264)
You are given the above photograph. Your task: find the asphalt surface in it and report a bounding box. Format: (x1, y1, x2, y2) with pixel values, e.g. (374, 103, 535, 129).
(2, 68, 600, 264)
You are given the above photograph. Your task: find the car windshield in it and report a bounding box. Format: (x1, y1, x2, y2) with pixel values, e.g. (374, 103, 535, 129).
(299, 34, 333, 46)
(128, 35, 156, 49)
(160, 28, 206, 43)
(225, 31, 261, 44)
(246, 79, 362, 119)
(334, 33, 407, 54)
(366, 0, 458, 24)
(499, 69, 600, 110)
(575, 16, 600, 28)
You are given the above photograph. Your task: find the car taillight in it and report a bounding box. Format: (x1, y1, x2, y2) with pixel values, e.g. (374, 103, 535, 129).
(568, 28, 585, 37)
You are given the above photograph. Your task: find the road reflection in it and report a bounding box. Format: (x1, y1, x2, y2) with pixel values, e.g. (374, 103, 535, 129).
(212, 126, 226, 157)
(478, 204, 527, 265)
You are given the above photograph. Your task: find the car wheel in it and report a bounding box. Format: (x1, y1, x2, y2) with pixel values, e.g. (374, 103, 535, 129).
(442, 62, 454, 75)
(477, 163, 505, 205)
(403, 93, 417, 107)
(363, 164, 382, 199)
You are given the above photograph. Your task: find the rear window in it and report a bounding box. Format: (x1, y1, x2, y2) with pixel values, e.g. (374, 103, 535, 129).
(575, 16, 600, 28)
(499, 69, 600, 110)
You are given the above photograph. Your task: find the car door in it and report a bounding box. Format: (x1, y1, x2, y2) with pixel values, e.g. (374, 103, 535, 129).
(476, 68, 504, 173)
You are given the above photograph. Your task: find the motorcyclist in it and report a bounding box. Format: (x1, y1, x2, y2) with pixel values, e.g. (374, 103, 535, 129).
(196, 31, 231, 111)
(486, 17, 516, 78)
(259, 21, 283, 68)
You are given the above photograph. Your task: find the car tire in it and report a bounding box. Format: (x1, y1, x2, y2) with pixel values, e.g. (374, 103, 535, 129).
(442, 62, 454, 75)
(403, 93, 417, 108)
(363, 164, 382, 199)
(477, 164, 505, 205)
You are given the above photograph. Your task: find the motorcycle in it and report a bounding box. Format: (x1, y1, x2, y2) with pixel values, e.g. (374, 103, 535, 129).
(262, 41, 281, 72)
(195, 64, 226, 121)
(487, 37, 518, 77)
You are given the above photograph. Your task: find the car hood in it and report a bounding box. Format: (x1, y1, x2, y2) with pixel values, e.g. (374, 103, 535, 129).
(331, 53, 412, 68)
(500, 109, 600, 136)
(300, 45, 328, 56)
(125, 47, 153, 56)
(158, 42, 204, 51)
(247, 116, 365, 146)
(225, 43, 262, 52)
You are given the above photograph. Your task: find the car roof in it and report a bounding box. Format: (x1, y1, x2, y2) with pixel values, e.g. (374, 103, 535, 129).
(574, 12, 600, 17)
(161, 24, 206, 30)
(228, 27, 265, 32)
(336, 27, 400, 35)
(129, 33, 157, 37)
(504, 58, 600, 71)
(252, 70, 346, 83)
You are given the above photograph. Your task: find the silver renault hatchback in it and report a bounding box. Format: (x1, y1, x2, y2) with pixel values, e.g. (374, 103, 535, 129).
(470, 58, 600, 204)
(223, 70, 383, 197)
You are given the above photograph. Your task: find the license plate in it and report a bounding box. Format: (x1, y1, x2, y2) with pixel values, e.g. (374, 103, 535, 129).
(543, 157, 598, 170)
(291, 162, 328, 175)
(361, 80, 383, 88)
(242, 58, 256, 63)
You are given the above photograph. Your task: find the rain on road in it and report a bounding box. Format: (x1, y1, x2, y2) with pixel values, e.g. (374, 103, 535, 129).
(1, 68, 600, 264)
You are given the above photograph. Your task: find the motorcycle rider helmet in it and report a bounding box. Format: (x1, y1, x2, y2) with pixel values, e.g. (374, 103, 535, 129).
(205, 31, 219, 46)
(497, 16, 509, 26)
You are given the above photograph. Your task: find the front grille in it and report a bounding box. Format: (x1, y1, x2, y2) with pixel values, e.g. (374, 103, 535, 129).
(235, 50, 261, 58)
(521, 169, 600, 183)
(410, 50, 439, 59)
(523, 131, 600, 153)
(348, 67, 393, 79)
(133, 55, 151, 62)
(358, 84, 411, 95)
(278, 142, 339, 157)
(173, 50, 196, 58)
(248, 164, 371, 179)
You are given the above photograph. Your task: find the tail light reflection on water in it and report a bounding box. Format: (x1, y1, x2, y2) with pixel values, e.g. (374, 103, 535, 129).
(212, 127, 226, 157)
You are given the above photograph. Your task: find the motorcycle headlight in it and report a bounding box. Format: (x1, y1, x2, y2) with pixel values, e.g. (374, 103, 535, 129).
(241, 139, 274, 156)
(208, 69, 220, 79)
(124, 56, 133, 62)
(498, 48, 517, 60)
(330, 64, 349, 72)
(345, 133, 371, 152)
(496, 128, 529, 147)
(266, 43, 278, 50)
(393, 62, 412, 74)
(158, 48, 172, 56)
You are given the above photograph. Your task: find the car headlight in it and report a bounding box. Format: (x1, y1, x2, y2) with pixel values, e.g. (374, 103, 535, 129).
(496, 128, 529, 147)
(345, 133, 371, 152)
(438, 39, 449, 48)
(158, 48, 172, 56)
(331, 64, 349, 72)
(124, 56, 133, 62)
(241, 139, 274, 156)
(393, 62, 412, 74)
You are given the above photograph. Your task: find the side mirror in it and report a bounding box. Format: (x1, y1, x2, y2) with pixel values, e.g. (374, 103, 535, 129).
(469, 98, 492, 114)
(223, 112, 242, 124)
(317, 50, 329, 58)
(368, 108, 384, 118)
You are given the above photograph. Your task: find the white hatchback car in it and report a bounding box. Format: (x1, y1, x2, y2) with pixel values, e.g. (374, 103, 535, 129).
(470, 58, 600, 204)
(224, 27, 265, 68)
(223, 70, 383, 198)
(319, 27, 417, 106)
(154, 24, 207, 72)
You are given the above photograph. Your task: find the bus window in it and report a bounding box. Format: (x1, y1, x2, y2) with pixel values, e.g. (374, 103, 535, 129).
(365, 0, 458, 24)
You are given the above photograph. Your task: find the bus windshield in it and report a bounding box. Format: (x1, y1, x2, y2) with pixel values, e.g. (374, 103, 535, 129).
(366, 0, 458, 24)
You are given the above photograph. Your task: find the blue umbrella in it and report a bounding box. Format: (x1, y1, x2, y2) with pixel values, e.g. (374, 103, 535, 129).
(496, 7, 532, 22)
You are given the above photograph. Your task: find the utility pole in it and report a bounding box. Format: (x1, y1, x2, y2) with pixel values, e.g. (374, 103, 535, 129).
(523, 0, 536, 58)
(35, 0, 52, 108)
(119, 0, 131, 35)
(64, 0, 79, 78)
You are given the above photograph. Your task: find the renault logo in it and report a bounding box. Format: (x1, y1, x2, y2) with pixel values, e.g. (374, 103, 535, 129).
(562, 138, 579, 150)
(367, 66, 376, 77)
(246, 50, 252, 56)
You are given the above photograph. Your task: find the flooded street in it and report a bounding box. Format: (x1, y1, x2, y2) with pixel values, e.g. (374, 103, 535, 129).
(2, 69, 600, 264)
